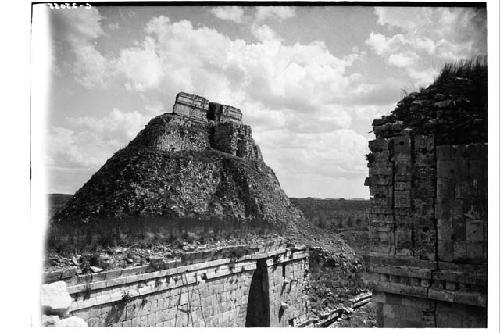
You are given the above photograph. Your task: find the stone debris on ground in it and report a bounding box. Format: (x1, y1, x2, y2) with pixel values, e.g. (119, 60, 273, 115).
(40, 281, 72, 317)
(330, 301, 377, 328)
(294, 292, 374, 328)
(40, 280, 88, 327)
(45, 233, 289, 273)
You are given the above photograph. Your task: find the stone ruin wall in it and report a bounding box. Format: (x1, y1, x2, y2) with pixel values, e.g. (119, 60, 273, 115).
(364, 123, 487, 327)
(129, 92, 261, 161)
(212, 122, 263, 161)
(43, 244, 310, 327)
(172, 92, 243, 124)
(172, 92, 210, 120)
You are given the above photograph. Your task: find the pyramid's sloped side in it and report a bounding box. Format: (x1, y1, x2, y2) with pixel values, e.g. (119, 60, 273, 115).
(53, 146, 302, 229)
(127, 114, 212, 153)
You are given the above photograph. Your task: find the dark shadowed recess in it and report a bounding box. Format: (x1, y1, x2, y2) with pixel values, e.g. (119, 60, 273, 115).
(245, 259, 270, 327)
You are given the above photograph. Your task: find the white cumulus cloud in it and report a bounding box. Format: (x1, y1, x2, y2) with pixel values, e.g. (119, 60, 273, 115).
(210, 6, 245, 23)
(49, 109, 150, 171)
(50, 7, 113, 88)
(387, 51, 419, 68)
(366, 7, 486, 87)
(255, 6, 296, 21)
(251, 24, 282, 42)
(116, 37, 163, 91)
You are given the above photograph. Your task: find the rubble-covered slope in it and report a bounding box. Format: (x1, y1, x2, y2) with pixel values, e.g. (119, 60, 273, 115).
(53, 147, 301, 229)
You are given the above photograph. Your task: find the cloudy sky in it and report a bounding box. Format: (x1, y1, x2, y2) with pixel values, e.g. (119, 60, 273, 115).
(44, 4, 487, 198)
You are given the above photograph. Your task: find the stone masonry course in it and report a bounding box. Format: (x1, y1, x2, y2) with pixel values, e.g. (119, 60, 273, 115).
(43, 243, 310, 327)
(364, 60, 487, 328)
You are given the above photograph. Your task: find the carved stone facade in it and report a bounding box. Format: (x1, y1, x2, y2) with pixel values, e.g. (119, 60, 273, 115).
(364, 122, 487, 327)
(172, 92, 210, 121)
(172, 92, 242, 124)
(126, 92, 259, 161)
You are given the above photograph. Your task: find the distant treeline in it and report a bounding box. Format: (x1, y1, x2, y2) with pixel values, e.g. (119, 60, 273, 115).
(290, 198, 370, 231)
(48, 194, 72, 218)
(49, 195, 371, 233)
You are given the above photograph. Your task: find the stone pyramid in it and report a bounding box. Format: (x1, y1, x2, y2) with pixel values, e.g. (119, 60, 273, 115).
(52, 92, 304, 233)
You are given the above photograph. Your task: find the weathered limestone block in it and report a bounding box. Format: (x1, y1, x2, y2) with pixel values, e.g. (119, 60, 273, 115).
(394, 181, 410, 191)
(394, 157, 412, 182)
(413, 222, 436, 261)
(436, 145, 452, 160)
(373, 121, 404, 138)
(382, 299, 432, 328)
(369, 161, 392, 176)
(211, 122, 261, 160)
(368, 174, 393, 186)
(373, 150, 390, 161)
(413, 165, 434, 182)
(413, 178, 435, 202)
(41, 281, 72, 316)
(394, 190, 411, 208)
(208, 102, 243, 123)
(55, 316, 88, 327)
(370, 185, 392, 199)
(413, 198, 435, 218)
(393, 135, 411, 155)
(395, 228, 413, 256)
(435, 301, 486, 328)
(369, 138, 390, 152)
(371, 197, 392, 208)
(370, 214, 394, 226)
(222, 105, 243, 123)
(370, 231, 395, 255)
(413, 135, 434, 153)
(173, 92, 209, 120)
(464, 218, 482, 241)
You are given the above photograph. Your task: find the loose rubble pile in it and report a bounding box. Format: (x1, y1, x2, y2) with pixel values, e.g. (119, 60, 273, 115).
(331, 298, 377, 328)
(296, 291, 373, 327)
(44, 233, 287, 274)
(306, 244, 367, 316)
(40, 281, 87, 327)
